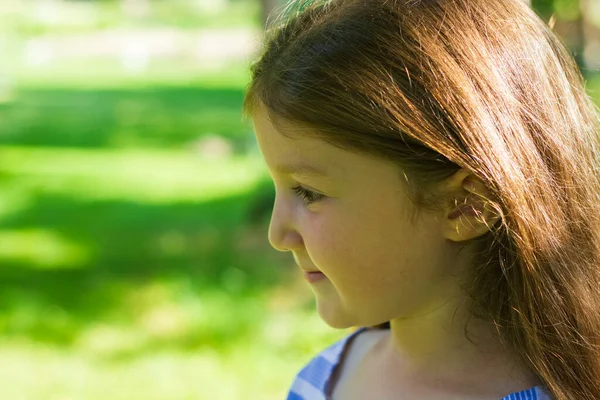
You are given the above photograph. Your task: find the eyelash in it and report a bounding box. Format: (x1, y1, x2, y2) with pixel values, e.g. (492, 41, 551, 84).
(292, 185, 325, 205)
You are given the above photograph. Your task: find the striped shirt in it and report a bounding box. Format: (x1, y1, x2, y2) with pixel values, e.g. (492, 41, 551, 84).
(286, 328, 552, 400)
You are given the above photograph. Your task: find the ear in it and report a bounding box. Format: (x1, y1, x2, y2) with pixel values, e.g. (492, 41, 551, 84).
(440, 169, 502, 242)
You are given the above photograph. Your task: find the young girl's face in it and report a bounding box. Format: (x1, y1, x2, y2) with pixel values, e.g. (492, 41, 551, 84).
(252, 107, 465, 328)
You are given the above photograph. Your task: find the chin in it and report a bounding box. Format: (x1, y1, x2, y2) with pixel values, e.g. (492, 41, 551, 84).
(321, 318, 354, 329)
(316, 301, 359, 329)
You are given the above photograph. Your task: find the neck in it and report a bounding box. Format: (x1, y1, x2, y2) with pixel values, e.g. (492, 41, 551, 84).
(379, 295, 541, 394)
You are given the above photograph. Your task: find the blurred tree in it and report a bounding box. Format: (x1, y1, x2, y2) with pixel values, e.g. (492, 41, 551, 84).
(580, 0, 600, 71)
(121, 0, 150, 18)
(532, 0, 588, 74)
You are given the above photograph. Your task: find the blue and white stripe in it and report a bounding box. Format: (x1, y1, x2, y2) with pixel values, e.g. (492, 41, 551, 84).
(286, 328, 553, 400)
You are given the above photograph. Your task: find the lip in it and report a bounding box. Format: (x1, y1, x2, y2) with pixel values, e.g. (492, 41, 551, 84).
(303, 270, 327, 283)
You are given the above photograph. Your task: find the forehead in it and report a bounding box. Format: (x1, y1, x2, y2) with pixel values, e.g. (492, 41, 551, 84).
(251, 108, 345, 177)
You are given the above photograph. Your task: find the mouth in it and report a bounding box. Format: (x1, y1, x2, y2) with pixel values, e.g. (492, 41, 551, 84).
(294, 255, 327, 283)
(303, 270, 326, 283)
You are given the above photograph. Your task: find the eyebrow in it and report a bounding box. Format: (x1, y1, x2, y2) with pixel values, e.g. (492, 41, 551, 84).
(273, 163, 329, 176)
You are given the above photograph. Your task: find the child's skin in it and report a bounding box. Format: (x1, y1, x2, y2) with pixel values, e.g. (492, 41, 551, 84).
(252, 106, 542, 399)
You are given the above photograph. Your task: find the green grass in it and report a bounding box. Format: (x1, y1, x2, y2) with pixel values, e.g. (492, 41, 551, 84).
(0, 51, 352, 396)
(0, 4, 353, 398)
(0, 310, 346, 400)
(0, 144, 349, 398)
(0, 86, 251, 147)
(10, 60, 253, 91)
(0, 146, 263, 203)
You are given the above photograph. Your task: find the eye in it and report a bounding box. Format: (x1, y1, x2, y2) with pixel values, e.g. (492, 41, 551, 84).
(292, 185, 325, 205)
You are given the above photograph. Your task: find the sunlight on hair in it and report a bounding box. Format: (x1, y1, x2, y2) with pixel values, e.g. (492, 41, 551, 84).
(276, 0, 330, 22)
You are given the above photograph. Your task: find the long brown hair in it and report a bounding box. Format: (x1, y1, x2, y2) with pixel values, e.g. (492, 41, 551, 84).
(244, 1, 600, 398)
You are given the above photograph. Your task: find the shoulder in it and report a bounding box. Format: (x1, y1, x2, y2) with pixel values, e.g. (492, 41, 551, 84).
(285, 327, 370, 400)
(286, 327, 553, 400)
(286, 327, 389, 400)
(532, 386, 554, 400)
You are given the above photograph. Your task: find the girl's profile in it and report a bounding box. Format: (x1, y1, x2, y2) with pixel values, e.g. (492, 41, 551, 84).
(244, 0, 600, 399)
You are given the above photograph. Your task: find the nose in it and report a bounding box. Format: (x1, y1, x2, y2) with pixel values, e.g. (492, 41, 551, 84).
(268, 193, 303, 252)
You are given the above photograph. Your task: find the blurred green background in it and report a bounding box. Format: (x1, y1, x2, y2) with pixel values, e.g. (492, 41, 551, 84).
(0, 0, 598, 399)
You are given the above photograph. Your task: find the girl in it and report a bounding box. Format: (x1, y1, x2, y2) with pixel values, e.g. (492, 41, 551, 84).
(244, 0, 600, 399)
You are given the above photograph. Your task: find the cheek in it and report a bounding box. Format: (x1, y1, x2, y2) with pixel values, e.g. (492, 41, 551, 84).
(300, 211, 355, 270)
(301, 208, 394, 278)
(302, 201, 425, 287)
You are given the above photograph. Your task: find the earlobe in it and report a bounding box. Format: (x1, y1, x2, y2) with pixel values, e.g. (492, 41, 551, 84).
(445, 200, 501, 242)
(441, 170, 502, 242)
